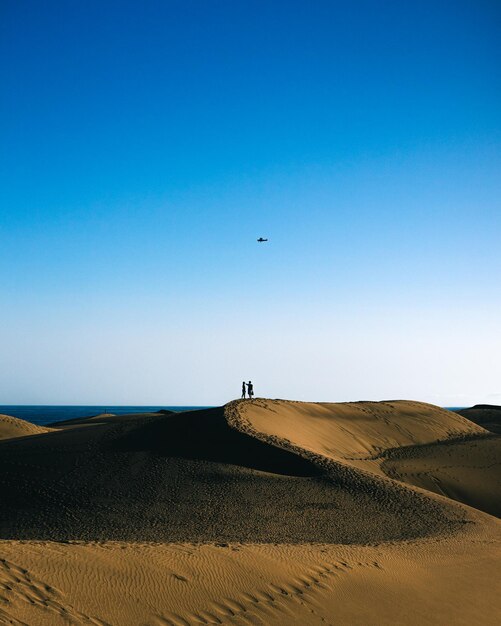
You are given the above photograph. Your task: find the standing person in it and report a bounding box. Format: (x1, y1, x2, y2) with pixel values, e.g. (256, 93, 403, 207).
(241, 381, 246, 399)
(247, 380, 254, 400)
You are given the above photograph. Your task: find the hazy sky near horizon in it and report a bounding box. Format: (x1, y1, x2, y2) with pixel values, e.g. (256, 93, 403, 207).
(1, 0, 500, 406)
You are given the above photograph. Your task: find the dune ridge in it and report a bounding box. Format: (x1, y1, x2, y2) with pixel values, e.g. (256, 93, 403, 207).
(457, 404, 501, 434)
(0, 413, 52, 441)
(227, 399, 487, 461)
(229, 398, 501, 518)
(0, 405, 463, 544)
(0, 400, 500, 625)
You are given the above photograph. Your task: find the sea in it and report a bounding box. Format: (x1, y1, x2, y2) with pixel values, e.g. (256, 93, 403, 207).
(0, 406, 213, 426)
(1, 405, 464, 427)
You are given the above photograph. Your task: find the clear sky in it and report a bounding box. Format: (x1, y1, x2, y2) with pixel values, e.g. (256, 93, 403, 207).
(1, 0, 500, 406)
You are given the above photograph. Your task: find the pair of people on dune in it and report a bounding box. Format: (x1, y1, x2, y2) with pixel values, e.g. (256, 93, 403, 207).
(241, 381, 254, 400)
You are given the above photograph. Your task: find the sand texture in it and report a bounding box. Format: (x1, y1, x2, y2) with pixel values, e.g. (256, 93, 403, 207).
(230, 399, 501, 517)
(457, 404, 501, 434)
(0, 400, 500, 625)
(0, 414, 52, 441)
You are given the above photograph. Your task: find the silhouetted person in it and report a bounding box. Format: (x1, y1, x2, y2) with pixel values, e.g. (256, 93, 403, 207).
(241, 381, 246, 399)
(247, 381, 254, 400)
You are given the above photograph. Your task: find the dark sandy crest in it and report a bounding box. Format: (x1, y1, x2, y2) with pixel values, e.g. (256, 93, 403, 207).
(457, 404, 501, 435)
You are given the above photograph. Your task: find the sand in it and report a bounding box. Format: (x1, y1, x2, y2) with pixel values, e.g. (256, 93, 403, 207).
(457, 404, 501, 434)
(0, 414, 52, 441)
(0, 400, 500, 625)
(230, 399, 501, 517)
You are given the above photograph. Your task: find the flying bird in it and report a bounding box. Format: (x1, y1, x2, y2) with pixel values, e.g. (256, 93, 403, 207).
(257, 237, 268, 243)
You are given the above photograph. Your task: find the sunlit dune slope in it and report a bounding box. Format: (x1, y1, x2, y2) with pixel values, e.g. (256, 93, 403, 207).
(47, 409, 175, 428)
(0, 406, 464, 543)
(0, 414, 52, 440)
(1, 535, 500, 626)
(229, 399, 500, 517)
(229, 399, 486, 460)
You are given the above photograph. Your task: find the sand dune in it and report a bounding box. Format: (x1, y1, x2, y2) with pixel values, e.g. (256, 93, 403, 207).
(228, 399, 487, 461)
(0, 399, 500, 625)
(0, 406, 461, 543)
(0, 413, 52, 441)
(1, 531, 499, 626)
(380, 434, 501, 517)
(457, 404, 501, 434)
(230, 398, 500, 517)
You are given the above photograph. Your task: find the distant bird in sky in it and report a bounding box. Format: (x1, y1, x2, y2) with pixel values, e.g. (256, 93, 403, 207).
(257, 237, 268, 243)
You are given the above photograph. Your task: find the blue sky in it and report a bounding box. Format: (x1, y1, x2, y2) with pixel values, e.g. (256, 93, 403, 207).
(1, 0, 500, 405)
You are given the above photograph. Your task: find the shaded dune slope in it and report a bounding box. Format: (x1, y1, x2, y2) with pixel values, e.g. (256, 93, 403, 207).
(111, 407, 320, 475)
(0, 405, 466, 544)
(381, 436, 501, 517)
(229, 399, 500, 518)
(0, 413, 52, 441)
(457, 404, 501, 435)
